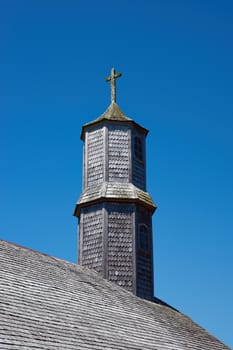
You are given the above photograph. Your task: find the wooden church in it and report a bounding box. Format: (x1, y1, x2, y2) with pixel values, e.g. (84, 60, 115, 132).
(0, 69, 230, 349)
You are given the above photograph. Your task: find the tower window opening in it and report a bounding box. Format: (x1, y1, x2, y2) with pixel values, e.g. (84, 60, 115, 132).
(139, 224, 149, 251)
(134, 136, 143, 161)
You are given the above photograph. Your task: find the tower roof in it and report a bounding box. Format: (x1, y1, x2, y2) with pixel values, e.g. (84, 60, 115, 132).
(81, 102, 148, 139)
(94, 101, 131, 122)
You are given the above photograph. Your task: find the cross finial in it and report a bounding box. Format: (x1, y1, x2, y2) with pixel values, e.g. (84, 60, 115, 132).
(105, 68, 122, 103)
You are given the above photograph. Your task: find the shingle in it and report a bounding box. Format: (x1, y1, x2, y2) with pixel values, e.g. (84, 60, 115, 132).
(0, 240, 230, 350)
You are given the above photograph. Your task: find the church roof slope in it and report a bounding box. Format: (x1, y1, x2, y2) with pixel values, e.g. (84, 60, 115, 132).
(0, 239, 230, 350)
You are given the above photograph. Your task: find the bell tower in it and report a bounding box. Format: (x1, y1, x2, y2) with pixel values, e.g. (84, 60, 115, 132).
(74, 69, 157, 300)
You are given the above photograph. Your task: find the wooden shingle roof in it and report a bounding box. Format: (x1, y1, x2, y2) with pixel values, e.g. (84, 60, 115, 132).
(81, 102, 148, 140)
(0, 239, 230, 350)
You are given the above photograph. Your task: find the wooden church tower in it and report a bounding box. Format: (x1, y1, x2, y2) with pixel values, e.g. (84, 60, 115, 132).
(74, 69, 157, 300)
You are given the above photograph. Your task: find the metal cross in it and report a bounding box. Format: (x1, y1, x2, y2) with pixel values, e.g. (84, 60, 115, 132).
(105, 68, 122, 103)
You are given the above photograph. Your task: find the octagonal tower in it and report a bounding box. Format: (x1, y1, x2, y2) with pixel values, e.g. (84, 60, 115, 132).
(74, 69, 157, 300)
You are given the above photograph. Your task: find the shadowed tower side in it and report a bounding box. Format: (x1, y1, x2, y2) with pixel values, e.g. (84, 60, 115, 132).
(74, 69, 157, 300)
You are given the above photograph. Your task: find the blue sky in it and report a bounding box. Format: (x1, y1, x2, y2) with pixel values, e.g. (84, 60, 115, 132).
(0, 0, 233, 347)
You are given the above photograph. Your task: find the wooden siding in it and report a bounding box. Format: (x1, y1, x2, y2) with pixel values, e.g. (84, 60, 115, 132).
(107, 204, 134, 292)
(80, 205, 103, 273)
(108, 126, 130, 183)
(86, 128, 104, 187)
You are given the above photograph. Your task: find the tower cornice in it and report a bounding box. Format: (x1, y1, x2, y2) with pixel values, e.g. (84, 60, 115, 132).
(73, 182, 157, 217)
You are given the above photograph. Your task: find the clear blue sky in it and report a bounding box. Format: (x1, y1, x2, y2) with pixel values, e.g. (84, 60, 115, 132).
(0, 0, 232, 347)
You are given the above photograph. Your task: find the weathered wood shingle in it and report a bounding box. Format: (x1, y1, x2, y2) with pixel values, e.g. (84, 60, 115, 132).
(0, 240, 230, 350)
